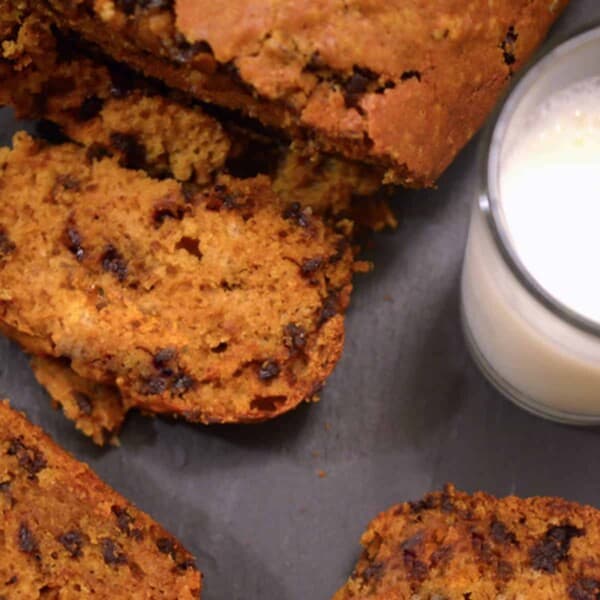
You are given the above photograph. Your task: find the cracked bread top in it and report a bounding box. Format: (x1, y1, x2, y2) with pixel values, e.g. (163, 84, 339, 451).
(33, 0, 569, 185)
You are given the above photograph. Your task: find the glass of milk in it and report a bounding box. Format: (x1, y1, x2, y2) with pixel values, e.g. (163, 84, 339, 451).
(461, 25, 600, 424)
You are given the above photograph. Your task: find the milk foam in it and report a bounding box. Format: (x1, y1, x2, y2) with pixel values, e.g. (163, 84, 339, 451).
(500, 77, 600, 324)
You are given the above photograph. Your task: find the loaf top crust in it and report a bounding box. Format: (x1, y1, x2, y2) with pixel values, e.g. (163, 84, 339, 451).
(38, 0, 569, 185)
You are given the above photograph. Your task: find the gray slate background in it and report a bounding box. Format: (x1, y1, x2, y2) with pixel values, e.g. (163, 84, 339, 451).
(0, 2, 598, 598)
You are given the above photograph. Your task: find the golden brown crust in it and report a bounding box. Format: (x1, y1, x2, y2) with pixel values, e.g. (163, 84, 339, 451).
(0, 399, 201, 598)
(334, 484, 600, 600)
(0, 133, 354, 427)
(29, 0, 569, 186)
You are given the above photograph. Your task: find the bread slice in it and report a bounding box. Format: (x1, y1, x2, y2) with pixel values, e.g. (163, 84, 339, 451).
(25, 0, 568, 186)
(334, 484, 600, 599)
(0, 399, 201, 598)
(0, 132, 354, 427)
(0, 12, 395, 231)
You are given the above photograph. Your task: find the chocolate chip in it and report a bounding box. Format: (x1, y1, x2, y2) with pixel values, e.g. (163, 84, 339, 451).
(301, 257, 323, 276)
(171, 373, 196, 393)
(101, 245, 128, 282)
(5, 576, 17, 585)
(109, 132, 147, 170)
(211, 342, 228, 354)
(57, 175, 81, 191)
(283, 203, 311, 228)
(65, 226, 85, 261)
(318, 292, 339, 325)
(18, 523, 39, 558)
(156, 537, 175, 556)
(101, 538, 127, 566)
(0, 228, 16, 258)
(343, 66, 378, 109)
(503, 51, 516, 66)
(284, 323, 307, 352)
(304, 51, 327, 72)
(78, 96, 104, 121)
(58, 530, 84, 558)
(258, 359, 280, 381)
(530, 524, 584, 573)
(141, 376, 167, 395)
(490, 520, 517, 545)
(501, 26, 519, 67)
(86, 143, 112, 163)
(74, 391, 93, 415)
(7, 437, 47, 478)
(402, 549, 428, 581)
(400, 70, 422, 82)
(407, 495, 437, 514)
(0, 481, 10, 493)
(112, 505, 135, 536)
(177, 559, 197, 571)
(153, 348, 176, 370)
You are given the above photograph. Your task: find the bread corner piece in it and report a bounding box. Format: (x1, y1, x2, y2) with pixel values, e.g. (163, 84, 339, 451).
(334, 483, 600, 599)
(0, 399, 202, 598)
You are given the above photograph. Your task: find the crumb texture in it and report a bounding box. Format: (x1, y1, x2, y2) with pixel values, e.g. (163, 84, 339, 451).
(0, 400, 201, 598)
(0, 134, 354, 433)
(334, 484, 600, 600)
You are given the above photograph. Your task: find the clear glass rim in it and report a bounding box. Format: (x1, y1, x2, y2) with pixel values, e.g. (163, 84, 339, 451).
(481, 21, 600, 338)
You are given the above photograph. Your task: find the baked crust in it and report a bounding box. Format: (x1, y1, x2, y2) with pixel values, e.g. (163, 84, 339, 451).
(26, 0, 569, 186)
(334, 484, 600, 599)
(0, 399, 201, 598)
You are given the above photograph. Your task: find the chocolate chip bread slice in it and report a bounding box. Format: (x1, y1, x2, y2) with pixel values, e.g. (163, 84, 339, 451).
(0, 400, 201, 598)
(0, 12, 395, 230)
(0, 132, 354, 427)
(24, 0, 568, 186)
(334, 484, 600, 599)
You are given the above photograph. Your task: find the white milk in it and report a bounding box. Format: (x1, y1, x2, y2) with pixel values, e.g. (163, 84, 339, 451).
(462, 77, 600, 423)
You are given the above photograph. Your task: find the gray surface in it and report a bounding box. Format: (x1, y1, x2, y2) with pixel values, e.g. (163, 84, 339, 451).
(0, 4, 598, 598)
